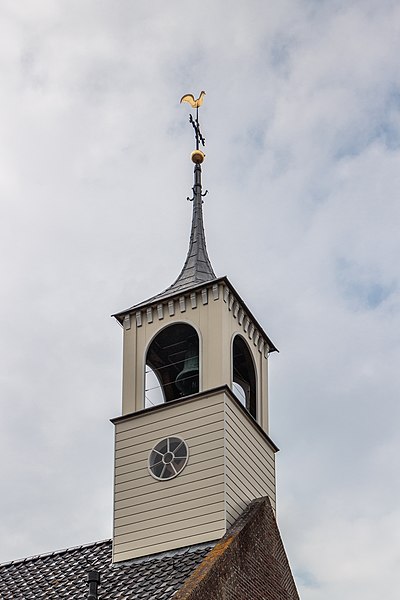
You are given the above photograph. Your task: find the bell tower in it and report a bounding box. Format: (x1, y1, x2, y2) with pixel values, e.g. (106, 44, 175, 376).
(111, 93, 278, 563)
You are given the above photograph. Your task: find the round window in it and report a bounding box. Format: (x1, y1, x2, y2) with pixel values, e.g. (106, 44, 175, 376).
(148, 437, 189, 481)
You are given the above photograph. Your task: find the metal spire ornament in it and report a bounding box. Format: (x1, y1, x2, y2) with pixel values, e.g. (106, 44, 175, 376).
(113, 92, 216, 315)
(180, 91, 206, 163)
(172, 89, 215, 289)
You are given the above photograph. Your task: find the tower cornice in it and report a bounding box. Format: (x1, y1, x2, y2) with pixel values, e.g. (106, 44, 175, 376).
(111, 384, 279, 453)
(113, 276, 278, 355)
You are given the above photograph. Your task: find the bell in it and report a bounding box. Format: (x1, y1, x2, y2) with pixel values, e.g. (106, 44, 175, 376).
(175, 345, 199, 396)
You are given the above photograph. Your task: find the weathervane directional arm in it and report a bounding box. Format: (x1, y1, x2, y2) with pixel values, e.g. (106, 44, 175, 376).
(180, 91, 206, 150)
(189, 113, 205, 149)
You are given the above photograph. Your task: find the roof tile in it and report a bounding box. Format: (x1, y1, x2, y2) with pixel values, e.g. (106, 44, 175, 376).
(0, 540, 213, 600)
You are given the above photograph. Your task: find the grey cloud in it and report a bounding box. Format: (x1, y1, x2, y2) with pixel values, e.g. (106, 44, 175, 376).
(0, 2, 399, 599)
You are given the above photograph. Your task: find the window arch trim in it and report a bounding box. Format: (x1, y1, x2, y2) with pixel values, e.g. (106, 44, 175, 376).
(231, 332, 258, 420)
(144, 320, 202, 407)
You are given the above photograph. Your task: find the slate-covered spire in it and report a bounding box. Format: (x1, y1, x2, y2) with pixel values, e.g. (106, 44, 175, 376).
(169, 90, 215, 291)
(113, 92, 216, 317)
(169, 160, 216, 290)
(129, 151, 216, 308)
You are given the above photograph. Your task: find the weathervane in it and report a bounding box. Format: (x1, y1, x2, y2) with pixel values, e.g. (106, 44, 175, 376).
(180, 91, 208, 202)
(180, 91, 206, 163)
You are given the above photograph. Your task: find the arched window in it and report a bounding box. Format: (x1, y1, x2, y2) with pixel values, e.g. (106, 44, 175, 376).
(232, 335, 257, 419)
(145, 323, 199, 406)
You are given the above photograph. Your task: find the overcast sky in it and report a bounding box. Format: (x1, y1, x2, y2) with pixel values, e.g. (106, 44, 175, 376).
(0, 1, 399, 598)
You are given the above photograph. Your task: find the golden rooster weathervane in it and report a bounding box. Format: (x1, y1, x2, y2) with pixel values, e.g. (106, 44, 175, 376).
(180, 91, 206, 163)
(180, 91, 206, 109)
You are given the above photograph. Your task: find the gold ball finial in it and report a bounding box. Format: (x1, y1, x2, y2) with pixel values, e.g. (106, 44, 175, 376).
(191, 149, 205, 164)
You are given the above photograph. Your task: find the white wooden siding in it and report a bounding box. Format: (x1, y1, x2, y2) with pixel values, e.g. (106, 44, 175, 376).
(113, 393, 226, 562)
(112, 389, 277, 562)
(224, 395, 276, 528)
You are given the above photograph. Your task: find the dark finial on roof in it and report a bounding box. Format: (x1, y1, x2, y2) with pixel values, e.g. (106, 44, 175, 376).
(87, 570, 100, 600)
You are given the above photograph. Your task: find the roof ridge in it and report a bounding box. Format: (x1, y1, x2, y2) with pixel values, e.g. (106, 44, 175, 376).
(0, 538, 111, 568)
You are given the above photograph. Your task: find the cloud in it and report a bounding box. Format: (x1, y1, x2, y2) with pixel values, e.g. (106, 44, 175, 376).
(0, 1, 399, 598)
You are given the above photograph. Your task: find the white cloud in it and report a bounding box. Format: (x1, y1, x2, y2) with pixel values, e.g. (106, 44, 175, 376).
(0, 1, 399, 598)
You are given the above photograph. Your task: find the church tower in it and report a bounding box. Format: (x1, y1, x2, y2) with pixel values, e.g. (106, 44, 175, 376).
(111, 94, 278, 563)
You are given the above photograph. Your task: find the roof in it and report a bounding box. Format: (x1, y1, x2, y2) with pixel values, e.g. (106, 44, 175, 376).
(114, 162, 216, 318)
(0, 498, 299, 600)
(0, 539, 214, 600)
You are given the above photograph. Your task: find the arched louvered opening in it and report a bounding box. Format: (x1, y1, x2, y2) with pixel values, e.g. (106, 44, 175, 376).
(232, 334, 257, 419)
(145, 323, 199, 405)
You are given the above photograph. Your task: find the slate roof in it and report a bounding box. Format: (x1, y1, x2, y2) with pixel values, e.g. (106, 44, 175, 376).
(0, 539, 214, 600)
(114, 163, 216, 319)
(166, 163, 216, 292)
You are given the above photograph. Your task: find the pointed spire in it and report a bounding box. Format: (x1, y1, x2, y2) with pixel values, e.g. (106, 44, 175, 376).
(172, 90, 215, 290)
(132, 157, 216, 307)
(114, 93, 216, 314)
(170, 161, 216, 290)
(156, 93, 216, 297)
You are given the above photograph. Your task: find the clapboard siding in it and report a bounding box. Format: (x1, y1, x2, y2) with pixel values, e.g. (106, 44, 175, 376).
(115, 412, 224, 457)
(226, 437, 275, 496)
(114, 527, 223, 563)
(115, 488, 224, 527)
(116, 405, 224, 448)
(225, 403, 275, 470)
(113, 393, 226, 561)
(114, 518, 224, 553)
(114, 516, 224, 552)
(116, 425, 224, 459)
(115, 462, 224, 501)
(226, 468, 275, 513)
(115, 423, 225, 469)
(115, 431, 224, 476)
(116, 446, 224, 486)
(116, 395, 220, 435)
(114, 458, 224, 508)
(113, 389, 277, 563)
(115, 471, 225, 512)
(226, 471, 257, 505)
(226, 509, 241, 528)
(114, 521, 224, 561)
(115, 508, 225, 544)
(226, 453, 274, 500)
(115, 454, 225, 500)
(115, 501, 224, 538)
(225, 395, 276, 521)
(225, 483, 247, 527)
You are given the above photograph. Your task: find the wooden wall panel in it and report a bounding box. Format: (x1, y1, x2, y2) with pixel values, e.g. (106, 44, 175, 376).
(113, 390, 277, 563)
(224, 395, 276, 525)
(113, 394, 226, 562)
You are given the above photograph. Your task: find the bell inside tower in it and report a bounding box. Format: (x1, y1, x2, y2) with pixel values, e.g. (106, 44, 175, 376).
(145, 323, 200, 406)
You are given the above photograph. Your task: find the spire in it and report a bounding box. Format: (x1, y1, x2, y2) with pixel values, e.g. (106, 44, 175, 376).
(114, 92, 216, 315)
(173, 91, 215, 279)
(171, 163, 216, 287)
(162, 92, 216, 293)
